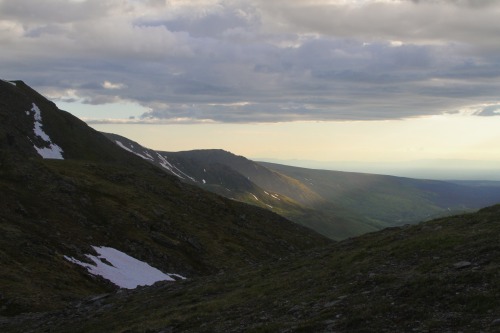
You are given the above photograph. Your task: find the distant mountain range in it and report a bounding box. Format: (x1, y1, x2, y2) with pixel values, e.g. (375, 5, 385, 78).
(2, 79, 500, 332)
(104, 132, 500, 240)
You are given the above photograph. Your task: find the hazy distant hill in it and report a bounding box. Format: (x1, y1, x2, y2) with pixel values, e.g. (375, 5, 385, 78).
(0, 79, 328, 315)
(103, 133, 500, 240)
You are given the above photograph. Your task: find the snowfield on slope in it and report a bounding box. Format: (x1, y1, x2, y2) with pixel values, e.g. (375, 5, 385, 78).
(29, 103, 64, 159)
(65, 246, 185, 289)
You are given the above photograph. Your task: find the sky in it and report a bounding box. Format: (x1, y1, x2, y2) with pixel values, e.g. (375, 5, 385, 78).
(1, 0, 500, 179)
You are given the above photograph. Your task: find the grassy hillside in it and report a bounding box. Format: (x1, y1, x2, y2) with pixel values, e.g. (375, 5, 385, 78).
(261, 161, 500, 225)
(3, 205, 500, 332)
(165, 149, 324, 205)
(102, 133, 296, 210)
(122, 142, 500, 240)
(2, 79, 499, 333)
(0, 80, 330, 316)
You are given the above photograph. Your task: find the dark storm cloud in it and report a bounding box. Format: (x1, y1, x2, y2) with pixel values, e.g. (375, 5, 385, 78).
(1, 0, 500, 123)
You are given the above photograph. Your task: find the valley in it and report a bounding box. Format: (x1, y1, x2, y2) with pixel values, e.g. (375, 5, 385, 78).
(1, 79, 500, 332)
(105, 132, 500, 240)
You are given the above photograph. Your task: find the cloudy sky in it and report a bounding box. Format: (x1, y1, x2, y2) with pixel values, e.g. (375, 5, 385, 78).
(2, 0, 500, 178)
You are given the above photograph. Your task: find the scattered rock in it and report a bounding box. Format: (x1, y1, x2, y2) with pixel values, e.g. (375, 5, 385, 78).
(187, 237, 203, 251)
(323, 300, 340, 308)
(453, 261, 471, 269)
(157, 328, 174, 333)
(15, 202, 28, 216)
(86, 294, 111, 304)
(491, 319, 500, 326)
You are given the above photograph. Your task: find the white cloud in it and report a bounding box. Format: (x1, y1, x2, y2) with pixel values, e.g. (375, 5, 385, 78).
(103, 81, 126, 90)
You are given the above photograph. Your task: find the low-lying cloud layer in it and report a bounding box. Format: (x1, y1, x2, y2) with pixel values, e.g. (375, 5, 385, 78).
(2, 0, 500, 123)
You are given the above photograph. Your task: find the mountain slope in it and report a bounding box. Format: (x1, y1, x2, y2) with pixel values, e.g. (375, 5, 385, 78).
(4, 204, 500, 332)
(2, 79, 500, 333)
(164, 148, 324, 205)
(261, 161, 500, 224)
(0, 80, 330, 316)
(163, 147, 500, 230)
(103, 135, 500, 240)
(102, 133, 317, 217)
(110, 134, 381, 241)
(0, 80, 142, 163)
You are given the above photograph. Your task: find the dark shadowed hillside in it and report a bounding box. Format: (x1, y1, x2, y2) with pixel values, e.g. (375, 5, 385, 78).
(0, 79, 330, 316)
(3, 204, 500, 332)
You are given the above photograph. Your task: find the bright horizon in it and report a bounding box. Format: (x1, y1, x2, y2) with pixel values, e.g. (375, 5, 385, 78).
(2, 0, 500, 180)
(86, 111, 500, 180)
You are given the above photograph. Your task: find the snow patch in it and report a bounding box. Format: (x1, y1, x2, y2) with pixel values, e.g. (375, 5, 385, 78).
(65, 246, 185, 289)
(115, 140, 153, 161)
(115, 140, 134, 153)
(250, 193, 259, 201)
(155, 152, 197, 182)
(202, 179, 206, 184)
(28, 103, 64, 159)
(265, 192, 281, 200)
(112, 141, 197, 182)
(143, 151, 154, 161)
(1, 79, 16, 86)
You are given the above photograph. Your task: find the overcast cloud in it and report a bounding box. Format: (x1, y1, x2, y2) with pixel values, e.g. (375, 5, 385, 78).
(1, 0, 500, 123)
